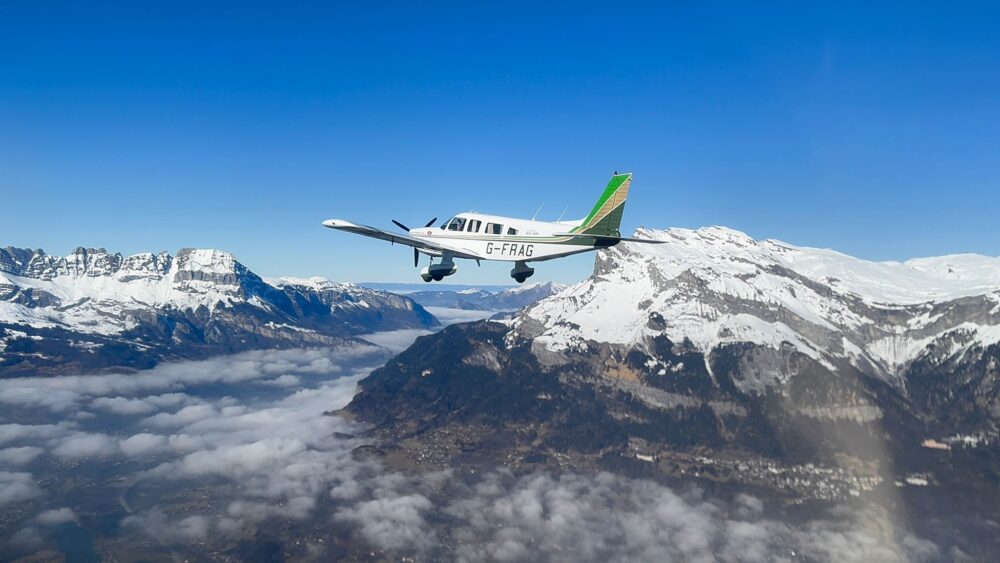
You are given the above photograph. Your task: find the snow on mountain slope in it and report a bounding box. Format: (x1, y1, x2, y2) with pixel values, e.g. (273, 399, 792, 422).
(521, 227, 1000, 381)
(0, 246, 438, 375)
(0, 248, 250, 334)
(266, 276, 383, 308)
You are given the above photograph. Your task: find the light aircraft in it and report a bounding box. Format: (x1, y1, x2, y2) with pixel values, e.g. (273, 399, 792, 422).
(322, 172, 662, 283)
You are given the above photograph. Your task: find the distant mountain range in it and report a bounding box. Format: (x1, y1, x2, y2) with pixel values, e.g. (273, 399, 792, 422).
(360, 282, 517, 293)
(405, 281, 566, 311)
(0, 246, 438, 376)
(346, 226, 1000, 557)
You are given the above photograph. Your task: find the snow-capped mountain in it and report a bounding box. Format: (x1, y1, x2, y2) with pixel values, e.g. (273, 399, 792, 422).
(407, 281, 567, 311)
(520, 226, 1000, 388)
(0, 246, 437, 375)
(347, 226, 1000, 506)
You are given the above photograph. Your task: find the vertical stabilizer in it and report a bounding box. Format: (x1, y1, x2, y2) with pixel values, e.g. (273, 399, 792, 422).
(572, 173, 632, 237)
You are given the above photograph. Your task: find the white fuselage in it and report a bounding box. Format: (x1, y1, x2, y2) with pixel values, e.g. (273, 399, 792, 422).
(411, 212, 600, 262)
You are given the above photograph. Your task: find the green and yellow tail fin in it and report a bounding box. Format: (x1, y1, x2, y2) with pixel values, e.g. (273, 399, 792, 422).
(572, 172, 632, 236)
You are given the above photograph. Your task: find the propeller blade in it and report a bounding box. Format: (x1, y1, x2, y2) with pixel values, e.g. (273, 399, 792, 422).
(392, 220, 410, 232)
(413, 248, 419, 268)
(424, 217, 438, 228)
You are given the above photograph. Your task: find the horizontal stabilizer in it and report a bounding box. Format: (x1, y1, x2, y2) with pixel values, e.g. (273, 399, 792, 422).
(553, 232, 665, 244)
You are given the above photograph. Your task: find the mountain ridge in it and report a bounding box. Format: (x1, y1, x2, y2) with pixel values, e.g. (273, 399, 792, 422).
(0, 245, 438, 376)
(519, 226, 1000, 384)
(344, 225, 1000, 557)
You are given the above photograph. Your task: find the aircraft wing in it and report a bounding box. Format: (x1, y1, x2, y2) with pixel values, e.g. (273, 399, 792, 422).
(322, 219, 479, 258)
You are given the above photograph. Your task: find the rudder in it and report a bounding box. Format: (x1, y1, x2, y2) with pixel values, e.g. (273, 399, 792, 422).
(572, 172, 632, 237)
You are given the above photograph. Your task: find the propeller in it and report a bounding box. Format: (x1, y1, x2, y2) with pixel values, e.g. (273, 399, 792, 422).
(392, 218, 437, 267)
(392, 217, 437, 232)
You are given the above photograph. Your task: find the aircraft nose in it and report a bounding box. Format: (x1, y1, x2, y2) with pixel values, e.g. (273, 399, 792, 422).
(322, 219, 339, 228)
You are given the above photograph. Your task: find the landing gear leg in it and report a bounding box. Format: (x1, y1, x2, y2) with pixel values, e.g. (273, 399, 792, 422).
(510, 261, 535, 284)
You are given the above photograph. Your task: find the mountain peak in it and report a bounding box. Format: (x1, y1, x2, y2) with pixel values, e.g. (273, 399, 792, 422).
(175, 248, 240, 271)
(522, 226, 1000, 382)
(268, 276, 348, 292)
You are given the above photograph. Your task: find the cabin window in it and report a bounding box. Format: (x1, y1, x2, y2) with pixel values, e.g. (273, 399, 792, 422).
(485, 223, 503, 235)
(507, 227, 518, 235)
(467, 219, 482, 233)
(446, 217, 466, 231)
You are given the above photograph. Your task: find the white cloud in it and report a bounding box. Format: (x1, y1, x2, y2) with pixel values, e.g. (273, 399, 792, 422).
(123, 508, 210, 543)
(0, 334, 429, 552)
(437, 472, 940, 563)
(0, 386, 82, 413)
(360, 328, 434, 353)
(423, 307, 497, 326)
(142, 404, 218, 429)
(336, 490, 436, 551)
(154, 438, 308, 479)
(34, 507, 78, 526)
(144, 392, 195, 408)
(51, 432, 119, 460)
(91, 393, 199, 416)
(0, 446, 45, 467)
(0, 423, 75, 447)
(5, 526, 43, 552)
(0, 471, 43, 505)
(0, 345, 383, 416)
(91, 396, 159, 415)
(260, 374, 301, 387)
(119, 433, 169, 457)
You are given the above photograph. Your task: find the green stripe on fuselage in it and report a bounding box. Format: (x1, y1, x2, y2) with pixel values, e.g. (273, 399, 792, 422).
(429, 235, 590, 245)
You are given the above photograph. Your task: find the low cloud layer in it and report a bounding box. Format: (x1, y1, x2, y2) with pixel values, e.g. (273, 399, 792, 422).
(0, 471, 43, 506)
(327, 469, 939, 562)
(34, 507, 77, 526)
(0, 329, 940, 561)
(422, 307, 497, 326)
(0, 344, 378, 415)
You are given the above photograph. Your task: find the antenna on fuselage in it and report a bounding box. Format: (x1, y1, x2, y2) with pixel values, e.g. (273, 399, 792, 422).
(556, 205, 569, 222)
(531, 202, 544, 221)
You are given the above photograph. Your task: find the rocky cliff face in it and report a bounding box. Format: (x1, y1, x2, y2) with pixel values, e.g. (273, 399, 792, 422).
(0, 246, 438, 376)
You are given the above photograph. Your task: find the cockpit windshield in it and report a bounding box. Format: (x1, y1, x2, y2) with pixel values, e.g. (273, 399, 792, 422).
(444, 216, 467, 231)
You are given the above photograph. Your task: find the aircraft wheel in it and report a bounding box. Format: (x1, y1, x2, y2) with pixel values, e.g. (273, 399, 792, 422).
(513, 274, 527, 283)
(432, 274, 444, 282)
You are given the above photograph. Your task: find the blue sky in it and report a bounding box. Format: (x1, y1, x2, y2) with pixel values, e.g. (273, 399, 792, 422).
(2, 2, 998, 284)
